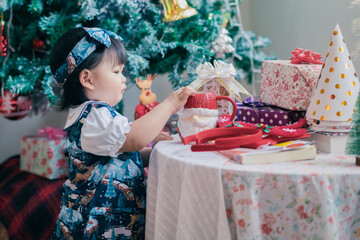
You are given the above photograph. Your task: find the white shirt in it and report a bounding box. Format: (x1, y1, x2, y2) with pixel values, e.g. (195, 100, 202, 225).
(64, 101, 131, 157)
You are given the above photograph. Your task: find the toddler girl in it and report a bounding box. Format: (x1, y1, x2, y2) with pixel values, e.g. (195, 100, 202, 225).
(50, 27, 194, 240)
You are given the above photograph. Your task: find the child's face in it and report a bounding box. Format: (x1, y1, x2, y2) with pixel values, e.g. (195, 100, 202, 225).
(89, 55, 127, 107)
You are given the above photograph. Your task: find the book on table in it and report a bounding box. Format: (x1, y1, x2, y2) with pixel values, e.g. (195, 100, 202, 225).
(308, 132, 348, 154)
(218, 141, 317, 164)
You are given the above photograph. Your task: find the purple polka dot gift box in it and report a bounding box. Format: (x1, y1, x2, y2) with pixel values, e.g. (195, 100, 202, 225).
(236, 98, 306, 126)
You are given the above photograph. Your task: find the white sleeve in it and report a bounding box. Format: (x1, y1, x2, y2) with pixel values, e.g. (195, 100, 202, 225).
(80, 107, 131, 157)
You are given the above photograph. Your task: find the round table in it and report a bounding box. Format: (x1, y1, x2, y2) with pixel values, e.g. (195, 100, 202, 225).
(145, 135, 360, 240)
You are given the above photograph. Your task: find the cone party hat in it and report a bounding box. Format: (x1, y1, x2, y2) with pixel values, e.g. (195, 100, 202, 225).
(306, 24, 359, 132)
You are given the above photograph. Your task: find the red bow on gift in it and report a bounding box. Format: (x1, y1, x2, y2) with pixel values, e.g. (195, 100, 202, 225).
(290, 48, 323, 64)
(38, 126, 66, 140)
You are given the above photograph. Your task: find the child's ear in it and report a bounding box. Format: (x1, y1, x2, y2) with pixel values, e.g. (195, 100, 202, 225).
(79, 69, 94, 89)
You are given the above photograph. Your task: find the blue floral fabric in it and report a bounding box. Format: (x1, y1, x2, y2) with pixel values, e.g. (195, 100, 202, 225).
(52, 102, 146, 240)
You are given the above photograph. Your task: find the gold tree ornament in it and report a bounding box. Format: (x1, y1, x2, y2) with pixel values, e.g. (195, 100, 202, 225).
(160, 0, 198, 22)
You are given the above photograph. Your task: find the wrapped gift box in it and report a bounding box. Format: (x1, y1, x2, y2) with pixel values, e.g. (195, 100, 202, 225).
(236, 100, 306, 126)
(196, 78, 234, 115)
(190, 60, 251, 115)
(20, 132, 68, 179)
(260, 60, 322, 111)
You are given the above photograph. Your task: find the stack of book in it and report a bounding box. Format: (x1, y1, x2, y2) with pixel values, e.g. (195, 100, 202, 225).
(218, 140, 316, 164)
(307, 132, 348, 154)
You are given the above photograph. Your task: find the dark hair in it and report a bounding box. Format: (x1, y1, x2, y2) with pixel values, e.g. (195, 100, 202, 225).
(50, 27, 127, 111)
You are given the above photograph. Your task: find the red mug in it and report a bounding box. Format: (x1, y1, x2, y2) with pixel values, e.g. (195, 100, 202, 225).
(183, 92, 237, 121)
(178, 92, 238, 140)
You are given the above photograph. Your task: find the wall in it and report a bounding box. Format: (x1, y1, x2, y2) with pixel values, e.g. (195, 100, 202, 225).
(0, 109, 67, 162)
(245, 0, 359, 67)
(240, 0, 359, 94)
(0, 0, 359, 163)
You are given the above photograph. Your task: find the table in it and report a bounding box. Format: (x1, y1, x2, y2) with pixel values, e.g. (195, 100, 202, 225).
(145, 135, 360, 240)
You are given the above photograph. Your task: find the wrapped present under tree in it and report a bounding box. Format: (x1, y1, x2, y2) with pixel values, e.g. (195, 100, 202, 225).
(20, 127, 68, 180)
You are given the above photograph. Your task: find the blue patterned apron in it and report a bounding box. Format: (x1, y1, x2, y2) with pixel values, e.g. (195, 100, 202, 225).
(52, 102, 146, 240)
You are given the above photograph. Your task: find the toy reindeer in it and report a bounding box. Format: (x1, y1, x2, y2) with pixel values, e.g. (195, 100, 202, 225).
(126, 198, 143, 230)
(136, 74, 157, 105)
(134, 74, 159, 119)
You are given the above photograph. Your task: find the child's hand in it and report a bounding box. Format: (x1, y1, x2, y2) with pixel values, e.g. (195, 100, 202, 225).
(165, 86, 195, 114)
(122, 86, 194, 152)
(152, 131, 174, 147)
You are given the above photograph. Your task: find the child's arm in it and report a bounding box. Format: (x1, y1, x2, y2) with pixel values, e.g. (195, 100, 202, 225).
(139, 131, 173, 167)
(139, 147, 152, 168)
(120, 86, 195, 152)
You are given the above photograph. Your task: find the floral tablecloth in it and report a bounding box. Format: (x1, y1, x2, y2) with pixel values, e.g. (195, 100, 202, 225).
(222, 154, 360, 240)
(146, 135, 360, 240)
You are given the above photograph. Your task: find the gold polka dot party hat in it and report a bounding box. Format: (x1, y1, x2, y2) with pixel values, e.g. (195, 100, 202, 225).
(306, 24, 359, 132)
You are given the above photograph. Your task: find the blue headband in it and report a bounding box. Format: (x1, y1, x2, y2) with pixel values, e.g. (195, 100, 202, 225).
(53, 27, 122, 87)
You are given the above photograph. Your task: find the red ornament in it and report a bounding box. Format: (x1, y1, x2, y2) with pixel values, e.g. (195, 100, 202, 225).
(0, 20, 8, 56)
(0, 90, 32, 120)
(32, 38, 45, 50)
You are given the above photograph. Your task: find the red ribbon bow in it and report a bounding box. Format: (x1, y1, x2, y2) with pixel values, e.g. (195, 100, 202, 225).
(38, 126, 66, 140)
(182, 118, 309, 152)
(290, 48, 323, 64)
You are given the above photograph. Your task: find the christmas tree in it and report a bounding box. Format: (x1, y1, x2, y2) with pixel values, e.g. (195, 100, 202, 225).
(0, 0, 274, 116)
(346, 97, 360, 156)
(105, 173, 116, 198)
